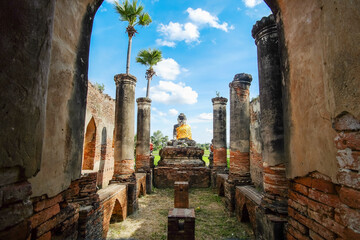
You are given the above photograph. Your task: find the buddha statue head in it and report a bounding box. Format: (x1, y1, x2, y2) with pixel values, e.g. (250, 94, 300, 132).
(177, 113, 187, 126)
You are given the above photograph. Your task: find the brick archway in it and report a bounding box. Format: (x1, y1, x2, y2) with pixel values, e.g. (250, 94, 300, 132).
(110, 199, 124, 223)
(83, 117, 97, 170)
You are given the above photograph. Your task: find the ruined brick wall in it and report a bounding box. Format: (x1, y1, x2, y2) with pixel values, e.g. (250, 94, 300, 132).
(249, 98, 263, 190)
(267, 0, 360, 181)
(83, 82, 115, 189)
(263, 0, 360, 239)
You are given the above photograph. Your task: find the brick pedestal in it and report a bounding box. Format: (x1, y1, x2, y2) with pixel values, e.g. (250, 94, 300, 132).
(168, 208, 195, 240)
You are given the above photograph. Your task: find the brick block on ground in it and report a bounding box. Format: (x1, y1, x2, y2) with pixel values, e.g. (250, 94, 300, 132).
(168, 208, 195, 240)
(174, 181, 189, 208)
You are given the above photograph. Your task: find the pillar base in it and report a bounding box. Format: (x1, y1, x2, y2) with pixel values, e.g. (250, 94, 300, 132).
(210, 168, 228, 188)
(225, 177, 252, 213)
(136, 168, 153, 194)
(261, 193, 288, 215)
(111, 173, 138, 215)
(255, 208, 287, 240)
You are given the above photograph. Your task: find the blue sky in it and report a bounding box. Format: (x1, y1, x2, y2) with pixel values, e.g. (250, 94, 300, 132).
(89, 0, 271, 143)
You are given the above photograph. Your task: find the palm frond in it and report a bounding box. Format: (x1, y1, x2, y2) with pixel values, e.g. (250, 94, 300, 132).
(137, 12, 152, 26)
(136, 48, 162, 68)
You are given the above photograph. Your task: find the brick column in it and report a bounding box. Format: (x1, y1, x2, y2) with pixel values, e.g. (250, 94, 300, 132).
(113, 73, 138, 214)
(252, 14, 287, 214)
(135, 97, 152, 194)
(212, 97, 228, 171)
(225, 73, 252, 212)
(229, 73, 252, 183)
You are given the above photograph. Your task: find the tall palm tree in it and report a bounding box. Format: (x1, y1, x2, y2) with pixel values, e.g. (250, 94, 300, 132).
(115, 0, 152, 74)
(136, 48, 162, 97)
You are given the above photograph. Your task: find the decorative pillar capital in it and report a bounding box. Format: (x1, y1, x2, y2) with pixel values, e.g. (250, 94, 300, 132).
(136, 97, 152, 105)
(251, 14, 277, 44)
(230, 73, 252, 88)
(212, 97, 228, 105)
(114, 73, 137, 86)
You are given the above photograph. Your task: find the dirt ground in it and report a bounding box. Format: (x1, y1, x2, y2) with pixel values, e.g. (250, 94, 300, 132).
(107, 187, 254, 240)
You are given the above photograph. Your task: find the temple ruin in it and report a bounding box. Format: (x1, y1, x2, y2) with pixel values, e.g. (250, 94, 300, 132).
(0, 0, 359, 239)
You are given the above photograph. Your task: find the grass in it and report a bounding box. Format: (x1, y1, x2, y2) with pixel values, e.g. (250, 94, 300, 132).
(107, 188, 254, 240)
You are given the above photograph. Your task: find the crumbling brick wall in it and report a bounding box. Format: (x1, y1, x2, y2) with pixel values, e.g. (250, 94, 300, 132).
(84, 82, 115, 189)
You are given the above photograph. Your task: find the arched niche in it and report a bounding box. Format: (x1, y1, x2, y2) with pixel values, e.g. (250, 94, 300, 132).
(110, 199, 124, 223)
(83, 117, 97, 170)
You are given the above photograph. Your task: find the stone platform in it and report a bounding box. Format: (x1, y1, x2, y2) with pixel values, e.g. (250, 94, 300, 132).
(154, 146, 211, 188)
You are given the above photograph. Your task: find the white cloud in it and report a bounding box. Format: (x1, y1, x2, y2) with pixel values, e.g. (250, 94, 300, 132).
(158, 22, 200, 43)
(105, 0, 117, 3)
(169, 109, 179, 116)
(206, 128, 213, 134)
(242, 0, 262, 8)
(156, 39, 176, 48)
(198, 113, 213, 120)
(186, 8, 231, 32)
(153, 58, 181, 81)
(150, 81, 198, 105)
(152, 107, 167, 117)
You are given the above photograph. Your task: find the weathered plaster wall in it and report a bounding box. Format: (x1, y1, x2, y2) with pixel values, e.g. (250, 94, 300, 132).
(83, 82, 115, 188)
(270, 0, 360, 181)
(30, 0, 104, 197)
(0, 1, 55, 183)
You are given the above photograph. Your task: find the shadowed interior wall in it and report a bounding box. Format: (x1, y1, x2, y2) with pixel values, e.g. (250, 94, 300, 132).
(0, 0, 55, 184)
(29, 0, 104, 197)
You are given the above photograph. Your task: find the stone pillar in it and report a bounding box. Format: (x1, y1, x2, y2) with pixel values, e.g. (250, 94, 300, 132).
(225, 73, 252, 212)
(252, 14, 287, 215)
(212, 97, 228, 171)
(135, 97, 152, 194)
(113, 73, 138, 214)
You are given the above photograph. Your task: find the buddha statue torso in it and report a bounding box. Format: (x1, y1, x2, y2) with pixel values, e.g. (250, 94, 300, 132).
(176, 124, 192, 140)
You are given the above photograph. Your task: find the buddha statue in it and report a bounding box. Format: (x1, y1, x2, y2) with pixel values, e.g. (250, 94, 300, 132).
(173, 113, 192, 140)
(168, 113, 196, 147)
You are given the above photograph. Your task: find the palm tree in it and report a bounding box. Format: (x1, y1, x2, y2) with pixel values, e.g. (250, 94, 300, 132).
(114, 0, 152, 74)
(136, 48, 162, 97)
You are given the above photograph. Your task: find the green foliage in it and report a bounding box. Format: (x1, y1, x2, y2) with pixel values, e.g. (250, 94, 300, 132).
(114, 0, 151, 28)
(196, 143, 210, 150)
(136, 48, 162, 97)
(94, 82, 105, 93)
(151, 130, 168, 151)
(136, 48, 162, 69)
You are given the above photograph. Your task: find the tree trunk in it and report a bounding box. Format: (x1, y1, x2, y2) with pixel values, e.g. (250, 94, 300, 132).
(146, 76, 152, 98)
(126, 36, 132, 74)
